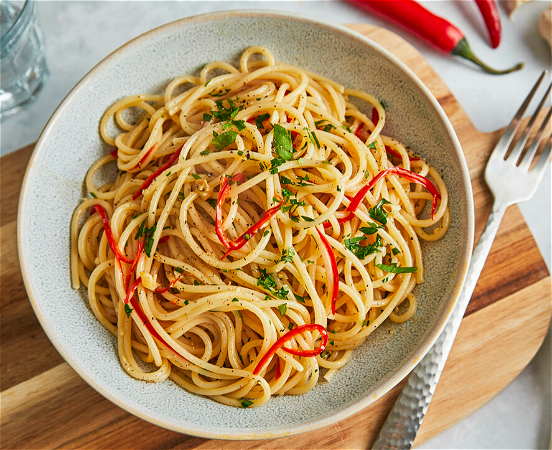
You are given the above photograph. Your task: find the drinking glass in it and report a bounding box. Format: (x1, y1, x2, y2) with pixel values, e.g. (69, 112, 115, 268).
(0, 0, 48, 119)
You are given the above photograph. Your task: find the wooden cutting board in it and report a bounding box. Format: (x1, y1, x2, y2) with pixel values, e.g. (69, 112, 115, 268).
(1, 24, 550, 449)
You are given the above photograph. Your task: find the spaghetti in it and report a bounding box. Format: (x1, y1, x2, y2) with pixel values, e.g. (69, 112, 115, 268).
(70, 46, 450, 408)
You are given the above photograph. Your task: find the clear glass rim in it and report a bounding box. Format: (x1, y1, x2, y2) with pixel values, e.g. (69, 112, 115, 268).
(0, 0, 32, 48)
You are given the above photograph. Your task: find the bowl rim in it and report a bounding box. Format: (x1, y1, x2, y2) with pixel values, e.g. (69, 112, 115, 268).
(17, 9, 475, 440)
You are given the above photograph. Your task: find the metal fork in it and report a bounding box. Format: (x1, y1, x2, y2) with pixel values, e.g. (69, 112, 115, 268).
(372, 71, 552, 450)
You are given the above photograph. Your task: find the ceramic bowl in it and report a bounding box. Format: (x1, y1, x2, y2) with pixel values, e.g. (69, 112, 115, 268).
(18, 10, 474, 439)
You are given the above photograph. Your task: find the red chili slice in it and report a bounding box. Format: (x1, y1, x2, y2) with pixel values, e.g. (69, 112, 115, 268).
(385, 145, 420, 162)
(158, 236, 170, 244)
(124, 240, 143, 291)
(132, 144, 157, 170)
(372, 107, 379, 126)
(155, 271, 184, 294)
(323, 166, 441, 229)
(252, 324, 328, 375)
(215, 174, 283, 260)
(124, 276, 188, 362)
(110, 149, 118, 158)
(316, 228, 339, 315)
(274, 358, 281, 380)
(132, 144, 183, 200)
(92, 205, 133, 264)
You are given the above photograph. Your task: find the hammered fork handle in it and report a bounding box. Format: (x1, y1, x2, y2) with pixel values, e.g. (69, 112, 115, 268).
(372, 203, 506, 449)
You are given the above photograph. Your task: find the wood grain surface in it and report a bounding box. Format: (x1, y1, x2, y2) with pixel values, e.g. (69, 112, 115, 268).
(1, 24, 550, 449)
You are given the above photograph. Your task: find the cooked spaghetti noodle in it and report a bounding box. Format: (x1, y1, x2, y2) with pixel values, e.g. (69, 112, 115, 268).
(71, 46, 450, 408)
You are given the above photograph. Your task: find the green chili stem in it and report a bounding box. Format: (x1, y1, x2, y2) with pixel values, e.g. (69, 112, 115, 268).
(452, 38, 524, 75)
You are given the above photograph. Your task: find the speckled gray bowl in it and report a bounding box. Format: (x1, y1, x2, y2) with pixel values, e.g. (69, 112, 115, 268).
(18, 10, 474, 439)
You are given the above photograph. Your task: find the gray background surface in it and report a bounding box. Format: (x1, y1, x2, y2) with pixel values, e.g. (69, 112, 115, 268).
(1, 1, 550, 448)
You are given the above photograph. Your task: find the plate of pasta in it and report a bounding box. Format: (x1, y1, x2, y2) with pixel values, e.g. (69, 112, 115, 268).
(18, 11, 474, 439)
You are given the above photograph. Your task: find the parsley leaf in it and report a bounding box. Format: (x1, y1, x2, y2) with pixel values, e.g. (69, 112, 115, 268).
(257, 268, 289, 299)
(344, 235, 381, 260)
(277, 247, 295, 264)
(278, 303, 287, 317)
(369, 199, 391, 225)
(272, 124, 294, 161)
(255, 113, 270, 129)
(392, 247, 401, 256)
(375, 263, 417, 273)
(304, 127, 321, 149)
(270, 157, 286, 174)
(301, 215, 314, 222)
(124, 304, 133, 318)
(367, 141, 377, 150)
(240, 399, 253, 408)
(359, 224, 382, 235)
(212, 130, 238, 151)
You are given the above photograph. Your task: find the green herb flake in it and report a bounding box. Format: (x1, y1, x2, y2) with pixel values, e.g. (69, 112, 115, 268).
(175, 267, 184, 274)
(124, 304, 133, 318)
(304, 127, 321, 149)
(237, 310, 243, 319)
(184, 300, 189, 305)
(240, 399, 253, 408)
(277, 247, 295, 264)
(369, 198, 392, 225)
(344, 235, 380, 260)
(232, 298, 239, 302)
(278, 303, 287, 317)
(272, 124, 294, 161)
(237, 150, 244, 156)
(360, 224, 382, 235)
(89, 192, 97, 198)
(392, 247, 401, 255)
(367, 141, 377, 150)
(212, 130, 238, 151)
(263, 229, 270, 237)
(200, 150, 210, 156)
(203, 112, 212, 122)
(342, 124, 352, 133)
(192, 173, 201, 180)
(376, 263, 418, 273)
(301, 216, 314, 222)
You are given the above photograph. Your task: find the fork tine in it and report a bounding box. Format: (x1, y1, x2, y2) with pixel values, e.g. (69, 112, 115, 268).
(508, 82, 552, 164)
(531, 135, 552, 177)
(519, 107, 552, 170)
(490, 71, 547, 161)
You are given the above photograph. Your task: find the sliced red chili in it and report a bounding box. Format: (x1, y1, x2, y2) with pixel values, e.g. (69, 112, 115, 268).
(124, 240, 143, 291)
(158, 236, 170, 244)
(274, 358, 281, 380)
(155, 271, 184, 294)
(216, 174, 283, 260)
(316, 228, 339, 316)
(92, 205, 133, 264)
(323, 166, 441, 229)
(132, 144, 157, 170)
(385, 145, 419, 162)
(124, 276, 188, 362)
(252, 324, 328, 375)
(110, 148, 118, 158)
(372, 107, 379, 126)
(132, 144, 183, 200)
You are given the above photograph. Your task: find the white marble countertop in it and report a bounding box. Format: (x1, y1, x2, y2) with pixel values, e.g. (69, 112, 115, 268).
(2, 1, 550, 448)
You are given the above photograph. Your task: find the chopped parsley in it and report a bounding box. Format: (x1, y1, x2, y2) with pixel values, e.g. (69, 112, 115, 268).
(89, 192, 97, 198)
(304, 127, 321, 149)
(232, 298, 239, 302)
(344, 235, 382, 260)
(301, 215, 314, 222)
(369, 198, 391, 225)
(278, 303, 287, 317)
(367, 141, 377, 150)
(276, 247, 295, 264)
(240, 399, 253, 408)
(200, 150, 210, 156)
(272, 124, 294, 161)
(175, 267, 184, 274)
(294, 294, 306, 303)
(288, 322, 295, 330)
(212, 130, 238, 150)
(376, 263, 418, 273)
(210, 98, 241, 121)
(392, 247, 401, 255)
(269, 157, 286, 174)
(203, 112, 212, 122)
(257, 268, 289, 299)
(124, 304, 133, 318)
(359, 224, 382, 235)
(254, 113, 270, 129)
(315, 120, 336, 132)
(192, 173, 201, 180)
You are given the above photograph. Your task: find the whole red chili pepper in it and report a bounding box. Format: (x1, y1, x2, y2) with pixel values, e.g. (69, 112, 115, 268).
(252, 324, 328, 375)
(475, 0, 501, 49)
(316, 228, 339, 316)
(132, 144, 183, 200)
(347, 0, 522, 74)
(324, 166, 441, 229)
